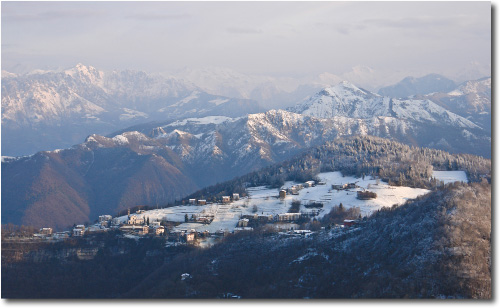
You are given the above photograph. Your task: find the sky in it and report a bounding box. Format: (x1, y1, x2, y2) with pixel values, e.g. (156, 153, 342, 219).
(1, 1, 492, 84)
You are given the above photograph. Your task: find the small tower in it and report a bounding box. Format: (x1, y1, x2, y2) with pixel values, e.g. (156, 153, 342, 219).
(127, 208, 130, 218)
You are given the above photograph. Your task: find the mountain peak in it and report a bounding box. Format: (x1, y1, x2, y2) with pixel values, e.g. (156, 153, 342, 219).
(318, 80, 371, 98)
(64, 63, 103, 82)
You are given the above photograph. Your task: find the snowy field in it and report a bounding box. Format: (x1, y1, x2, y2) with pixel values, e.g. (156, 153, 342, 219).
(432, 170, 468, 184)
(116, 172, 432, 233)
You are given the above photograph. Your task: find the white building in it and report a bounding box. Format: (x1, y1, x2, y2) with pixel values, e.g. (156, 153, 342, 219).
(128, 215, 145, 225)
(237, 218, 249, 227)
(155, 226, 165, 235)
(73, 225, 85, 237)
(119, 225, 149, 235)
(98, 215, 112, 222)
(305, 181, 315, 187)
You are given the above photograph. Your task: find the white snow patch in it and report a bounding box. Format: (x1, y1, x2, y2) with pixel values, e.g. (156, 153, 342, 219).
(1, 156, 22, 163)
(166, 115, 236, 127)
(119, 108, 148, 121)
(447, 90, 464, 96)
(112, 135, 129, 145)
(209, 98, 230, 106)
(170, 91, 200, 107)
(432, 171, 468, 184)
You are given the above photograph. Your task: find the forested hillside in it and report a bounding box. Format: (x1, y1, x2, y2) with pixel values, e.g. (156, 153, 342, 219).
(2, 181, 490, 298)
(186, 135, 490, 202)
(124, 181, 492, 299)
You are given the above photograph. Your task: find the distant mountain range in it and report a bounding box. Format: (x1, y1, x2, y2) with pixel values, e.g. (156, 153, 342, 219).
(2, 64, 491, 157)
(377, 74, 457, 98)
(1, 78, 491, 229)
(1, 64, 262, 156)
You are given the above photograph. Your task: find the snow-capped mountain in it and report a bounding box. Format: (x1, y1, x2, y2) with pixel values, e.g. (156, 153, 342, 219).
(287, 82, 489, 157)
(289, 81, 479, 129)
(1, 64, 262, 156)
(425, 77, 491, 131)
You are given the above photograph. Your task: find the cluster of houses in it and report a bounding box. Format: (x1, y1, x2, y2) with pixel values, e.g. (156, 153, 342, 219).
(280, 180, 330, 198)
(188, 193, 240, 206)
(331, 182, 358, 190)
(116, 209, 166, 236)
(281, 180, 316, 198)
(33, 177, 369, 245)
(237, 212, 310, 230)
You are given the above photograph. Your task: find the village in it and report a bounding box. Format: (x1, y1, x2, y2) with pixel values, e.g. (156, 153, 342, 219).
(20, 170, 464, 250)
(28, 180, 361, 248)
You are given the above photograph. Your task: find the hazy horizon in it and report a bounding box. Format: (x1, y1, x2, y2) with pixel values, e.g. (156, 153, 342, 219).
(1, 1, 492, 88)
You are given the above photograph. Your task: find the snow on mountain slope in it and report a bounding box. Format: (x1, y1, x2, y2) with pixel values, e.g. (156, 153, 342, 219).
(145, 80, 490, 164)
(425, 77, 491, 131)
(2, 64, 261, 156)
(290, 81, 480, 129)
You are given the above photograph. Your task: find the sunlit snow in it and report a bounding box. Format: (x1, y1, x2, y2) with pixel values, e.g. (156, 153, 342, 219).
(432, 171, 468, 184)
(116, 172, 430, 233)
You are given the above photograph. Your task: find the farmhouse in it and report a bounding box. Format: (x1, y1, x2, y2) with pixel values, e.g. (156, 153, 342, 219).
(332, 183, 348, 190)
(39, 228, 53, 235)
(305, 180, 315, 187)
(189, 199, 196, 205)
(343, 219, 357, 227)
(237, 218, 249, 227)
(198, 199, 207, 205)
(279, 190, 287, 199)
(347, 183, 358, 189)
(155, 226, 165, 235)
(232, 193, 240, 201)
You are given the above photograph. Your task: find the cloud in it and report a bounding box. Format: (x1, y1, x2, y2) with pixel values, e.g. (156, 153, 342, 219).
(315, 21, 366, 36)
(3, 9, 103, 22)
(126, 13, 191, 21)
(363, 16, 459, 30)
(226, 27, 263, 34)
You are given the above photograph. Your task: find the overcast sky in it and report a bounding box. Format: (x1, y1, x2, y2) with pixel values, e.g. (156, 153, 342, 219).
(1, 1, 491, 82)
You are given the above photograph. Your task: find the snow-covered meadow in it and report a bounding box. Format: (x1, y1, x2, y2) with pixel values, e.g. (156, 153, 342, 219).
(115, 171, 464, 233)
(432, 170, 468, 184)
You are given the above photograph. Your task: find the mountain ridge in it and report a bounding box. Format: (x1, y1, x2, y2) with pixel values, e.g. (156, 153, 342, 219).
(1, 64, 263, 156)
